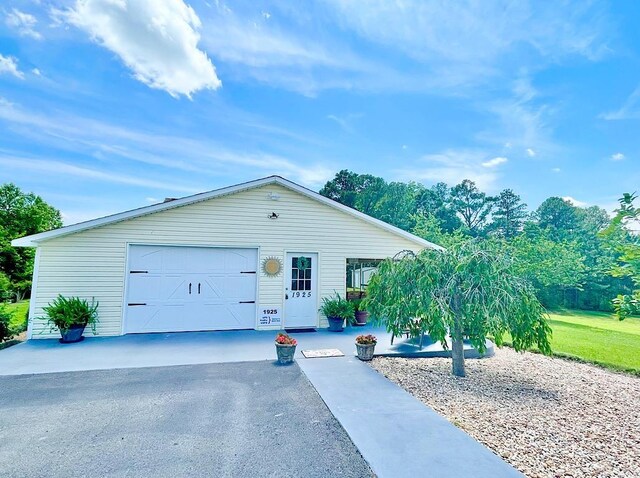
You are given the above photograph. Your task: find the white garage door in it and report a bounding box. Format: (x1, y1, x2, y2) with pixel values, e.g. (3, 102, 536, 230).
(125, 245, 258, 333)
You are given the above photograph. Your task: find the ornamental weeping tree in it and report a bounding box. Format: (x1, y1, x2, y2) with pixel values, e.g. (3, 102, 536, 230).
(365, 240, 552, 377)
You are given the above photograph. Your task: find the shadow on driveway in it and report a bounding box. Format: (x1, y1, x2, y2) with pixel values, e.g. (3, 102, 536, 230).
(0, 361, 373, 478)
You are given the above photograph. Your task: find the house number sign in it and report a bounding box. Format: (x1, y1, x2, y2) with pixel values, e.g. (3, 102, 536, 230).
(259, 307, 282, 326)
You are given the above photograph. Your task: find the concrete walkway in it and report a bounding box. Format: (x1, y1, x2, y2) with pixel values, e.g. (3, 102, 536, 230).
(298, 356, 522, 478)
(0, 325, 491, 376)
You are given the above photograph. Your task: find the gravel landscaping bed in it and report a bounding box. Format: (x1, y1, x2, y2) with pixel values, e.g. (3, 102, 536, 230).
(372, 348, 640, 478)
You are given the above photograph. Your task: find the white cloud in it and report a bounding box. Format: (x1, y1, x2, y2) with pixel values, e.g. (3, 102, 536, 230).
(326, 113, 363, 133)
(563, 196, 589, 208)
(611, 152, 625, 161)
(398, 149, 501, 191)
(61, 0, 221, 97)
(31, 68, 41, 76)
(0, 54, 24, 79)
(526, 148, 536, 157)
(5, 8, 42, 40)
(0, 97, 333, 187)
(199, 3, 376, 95)
(0, 155, 201, 193)
(482, 156, 508, 168)
(552, 167, 561, 173)
(600, 85, 640, 120)
(322, 0, 610, 87)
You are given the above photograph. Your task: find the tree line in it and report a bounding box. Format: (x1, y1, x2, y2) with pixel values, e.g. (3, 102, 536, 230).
(0, 184, 62, 302)
(320, 170, 636, 312)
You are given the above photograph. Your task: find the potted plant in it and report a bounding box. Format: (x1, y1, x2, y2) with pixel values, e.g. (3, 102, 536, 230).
(352, 299, 369, 326)
(275, 333, 297, 365)
(41, 295, 99, 343)
(319, 293, 355, 332)
(355, 334, 377, 361)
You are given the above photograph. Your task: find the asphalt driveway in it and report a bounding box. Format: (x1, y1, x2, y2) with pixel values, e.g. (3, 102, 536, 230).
(0, 361, 373, 478)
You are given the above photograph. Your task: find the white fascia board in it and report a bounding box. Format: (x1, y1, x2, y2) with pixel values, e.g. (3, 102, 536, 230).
(12, 175, 442, 251)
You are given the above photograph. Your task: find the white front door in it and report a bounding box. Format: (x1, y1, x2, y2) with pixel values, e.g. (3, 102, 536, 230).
(284, 252, 318, 328)
(125, 245, 257, 333)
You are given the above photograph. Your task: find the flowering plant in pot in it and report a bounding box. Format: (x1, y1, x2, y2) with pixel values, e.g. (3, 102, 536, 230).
(319, 293, 355, 332)
(355, 334, 377, 361)
(351, 299, 369, 326)
(275, 333, 297, 365)
(41, 295, 99, 343)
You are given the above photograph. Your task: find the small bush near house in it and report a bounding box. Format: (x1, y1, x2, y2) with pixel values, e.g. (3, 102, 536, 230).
(319, 293, 355, 322)
(41, 295, 99, 333)
(0, 306, 12, 342)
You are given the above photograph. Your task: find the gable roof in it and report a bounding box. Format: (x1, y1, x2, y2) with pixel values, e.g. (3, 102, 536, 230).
(12, 176, 442, 249)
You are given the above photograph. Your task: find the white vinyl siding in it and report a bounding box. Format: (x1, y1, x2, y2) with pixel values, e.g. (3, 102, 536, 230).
(30, 184, 425, 337)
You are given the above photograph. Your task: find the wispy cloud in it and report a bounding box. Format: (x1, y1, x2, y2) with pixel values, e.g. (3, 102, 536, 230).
(0, 54, 24, 79)
(397, 149, 504, 191)
(198, 1, 378, 96)
(57, 0, 221, 98)
(321, 0, 610, 89)
(563, 196, 588, 208)
(0, 155, 202, 193)
(526, 148, 536, 157)
(600, 85, 640, 120)
(0, 97, 333, 187)
(610, 152, 625, 161)
(5, 8, 42, 39)
(482, 156, 508, 168)
(326, 113, 363, 133)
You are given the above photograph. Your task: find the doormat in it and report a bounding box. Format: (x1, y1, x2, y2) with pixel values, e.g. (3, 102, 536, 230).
(285, 328, 317, 333)
(301, 349, 344, 358)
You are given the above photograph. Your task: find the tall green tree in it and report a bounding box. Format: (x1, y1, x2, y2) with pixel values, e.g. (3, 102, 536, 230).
(450, 180, 494, 236)
(489, 189, 528, 239)
(602, 193, 640, 319)
(369, 181, 422, 231)
(534, 197, 578, 241)
(415, 182, 462, 233)
(319, 170, 386, 211)
(0, 183, 62, 300)
(365, 240, 551, 377)
(504, 228, 585, 308)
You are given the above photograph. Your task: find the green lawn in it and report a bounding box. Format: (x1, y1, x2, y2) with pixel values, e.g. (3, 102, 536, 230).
(4, 300, 30, 333)
(542, 309, 640, 374)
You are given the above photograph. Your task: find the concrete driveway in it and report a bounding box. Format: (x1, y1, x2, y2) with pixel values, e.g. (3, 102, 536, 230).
(0, 361, 373, 478)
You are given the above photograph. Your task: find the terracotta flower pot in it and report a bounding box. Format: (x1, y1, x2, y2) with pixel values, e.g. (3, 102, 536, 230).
(355, 310, 369, 326)
(356, 343, 375, 361)
(275, 343, 296, 364)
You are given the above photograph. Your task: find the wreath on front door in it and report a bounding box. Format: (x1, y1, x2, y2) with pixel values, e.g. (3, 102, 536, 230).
(297, 256, 310, 271)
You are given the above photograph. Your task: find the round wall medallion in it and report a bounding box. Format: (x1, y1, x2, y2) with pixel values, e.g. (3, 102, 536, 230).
(262, 257, 283, 277)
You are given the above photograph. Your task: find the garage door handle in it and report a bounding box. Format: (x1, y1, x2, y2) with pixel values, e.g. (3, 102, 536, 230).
(189, 283, 192, 294)
(241, 271, 256, 274)
(128, 303, 147, 306)
(198, 283, 201, 294)
(239, 301, 255, 304)
(130, 270, 148, 274)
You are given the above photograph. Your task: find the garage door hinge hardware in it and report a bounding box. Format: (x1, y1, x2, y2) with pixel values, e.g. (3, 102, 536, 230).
(129, 270, 149, 274)
(241, 271, 256, 274)
(128, 303, 147, 306)
(239, 300, 255, 304)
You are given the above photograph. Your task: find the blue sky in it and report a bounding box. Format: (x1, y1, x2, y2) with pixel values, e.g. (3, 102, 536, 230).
(0, 0, 639, 225)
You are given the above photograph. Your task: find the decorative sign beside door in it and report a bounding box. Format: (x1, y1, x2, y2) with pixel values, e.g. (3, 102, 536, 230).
(262, 256, 283, 277)
(259, 307, 282, 326)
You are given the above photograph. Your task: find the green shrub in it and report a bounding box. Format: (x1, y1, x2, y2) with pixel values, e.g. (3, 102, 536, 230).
(319, 293, 355, 323)
(0, 306, 12, 342)
(40, 295, 99, 334)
